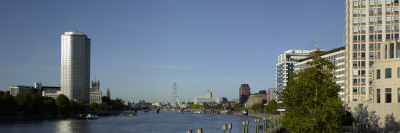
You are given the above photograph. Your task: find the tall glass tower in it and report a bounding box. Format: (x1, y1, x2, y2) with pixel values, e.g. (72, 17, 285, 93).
(61, 31, 90, 103)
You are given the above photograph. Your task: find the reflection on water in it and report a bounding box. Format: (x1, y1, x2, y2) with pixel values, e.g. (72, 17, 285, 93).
(0, 111, 258, 133)
(56, 119, 88, 133)
(56, 120, 72, 133)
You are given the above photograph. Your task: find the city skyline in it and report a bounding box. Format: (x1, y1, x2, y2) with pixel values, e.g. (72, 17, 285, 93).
(0, 1, 345, 102)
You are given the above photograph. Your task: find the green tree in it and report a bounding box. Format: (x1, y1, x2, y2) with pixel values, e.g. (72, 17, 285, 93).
(90, 103, 99, 110)
(281, 57, 345, 132)
(112, 98, 125, 110)
(102, 96, 112, 105)
(98, 102, 110, 110)
(215, 104, 223, 110)
(43, 96, 57, 115)
(0, 93, 18, 115)
(56, 94, 70, 116)
(250, 103, 264, 112)
(265, 100, 277, 114)
(15, 93, 44, 115)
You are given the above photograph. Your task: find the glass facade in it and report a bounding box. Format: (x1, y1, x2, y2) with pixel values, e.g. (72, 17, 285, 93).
(61, 32, 91, 103)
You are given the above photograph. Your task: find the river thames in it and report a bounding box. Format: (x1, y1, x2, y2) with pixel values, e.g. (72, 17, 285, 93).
(0, 111, 260, 133)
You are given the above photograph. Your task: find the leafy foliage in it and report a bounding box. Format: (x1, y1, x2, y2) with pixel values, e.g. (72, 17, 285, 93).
(281, 57, 345, 132)
(0, 93, 18, 115)
(265, 99, 277, 114)
(250, 103, 264, 112)
(56, 94, 70, 116)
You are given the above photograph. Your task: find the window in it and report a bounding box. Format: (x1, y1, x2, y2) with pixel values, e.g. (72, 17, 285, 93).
(397, 43, 400, 58)
(387, 25, 391, 31)
(391, 43, 395, 58)
(386, 68, 392, 78)
(354, 44, 359, 49)
(377, 89, 381, 103)
(361, 87, 366, 93)
(370, 17, 375, 22)
(386, 7, 392, 13)
(387, 16, 393, 22)
(377, 69, 381, 79)
(398, 67, 400, 78)
(361, 18, 366, 23)
(398, 88, 400, 102)
(385, 44, 388, 59)
(386, 88, 392, 103)
(354, 0, 359, 6)
(354, 18, 359, 24)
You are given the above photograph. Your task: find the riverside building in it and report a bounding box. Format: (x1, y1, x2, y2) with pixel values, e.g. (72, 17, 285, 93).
(294, 47, 346, 102)
(61, 31, 91, 103)
(276, 50, 310, 94)
(344, 0, 400, 103)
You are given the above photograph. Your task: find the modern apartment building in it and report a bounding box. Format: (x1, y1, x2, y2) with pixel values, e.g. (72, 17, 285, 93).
(61, 31, 91, 103)
(276, 50, 310, 94)
(294, 47, 346, 102)
(345, 0, 400, 103)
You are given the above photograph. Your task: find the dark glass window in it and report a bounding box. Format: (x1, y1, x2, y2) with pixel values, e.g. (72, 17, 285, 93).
(386, 88, 392, 103)
(377, 69, 381, 79)
(386, 68, 392, 78)
(377, 89, 381, 103)
(390, 43, 395, 58)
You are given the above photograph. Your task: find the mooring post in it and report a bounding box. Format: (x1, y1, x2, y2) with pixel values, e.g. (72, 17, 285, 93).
(242, 121, 246, 133)
(196, 128, 202, 133)
(263, 118, 267, 133)
(228, 123, 232, 133)
(254, 118, 259, 133)
(222, 124, 227, 133)
(245, 120, 249, 133)
(186, 130, 192, 133)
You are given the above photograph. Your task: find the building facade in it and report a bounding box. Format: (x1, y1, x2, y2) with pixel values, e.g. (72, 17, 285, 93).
(194, 90, 215, 105)
(10, 86, 36, 96)
(267, 88, 277, 102)
(276, 50, 310, 94)
(244, 94, 263, 108)
(61, 31, 91, 103)
(294, 47, 346, 102)
(239, 84, 250, 104)
(90, 80, 102, 104)
(344, 0, 400, 103)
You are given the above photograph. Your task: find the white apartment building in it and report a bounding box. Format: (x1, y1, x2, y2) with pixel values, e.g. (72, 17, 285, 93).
(294, 47, 346, 102)
(276, 50, 310, 94)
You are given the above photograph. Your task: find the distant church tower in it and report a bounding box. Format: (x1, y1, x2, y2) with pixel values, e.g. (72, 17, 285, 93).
(106, 88, 111, 98)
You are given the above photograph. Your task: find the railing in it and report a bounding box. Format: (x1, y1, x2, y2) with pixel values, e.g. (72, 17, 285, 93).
(186, 116, 284, 133)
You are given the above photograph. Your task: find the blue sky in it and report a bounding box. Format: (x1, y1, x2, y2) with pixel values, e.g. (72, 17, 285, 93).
(0, 1, 344, 102)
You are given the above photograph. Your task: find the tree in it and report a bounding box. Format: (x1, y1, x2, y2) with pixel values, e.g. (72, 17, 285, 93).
(43, 96, 57, 115)
(15, 93, 43, 115)
(215, 104, 223, 110)
(250, 103, 264, 112)
(0, 93, 18, 115)
(102, 96, 112, 105)
(265, 100, 277, 114)
(112, 98, 125, 110)
(281, 57, 345, 132)
(56, 94, 70, 116)
(90, 103, 99, 110)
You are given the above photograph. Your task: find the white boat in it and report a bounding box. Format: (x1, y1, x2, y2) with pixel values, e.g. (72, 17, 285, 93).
(86, 114, 98, 119)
